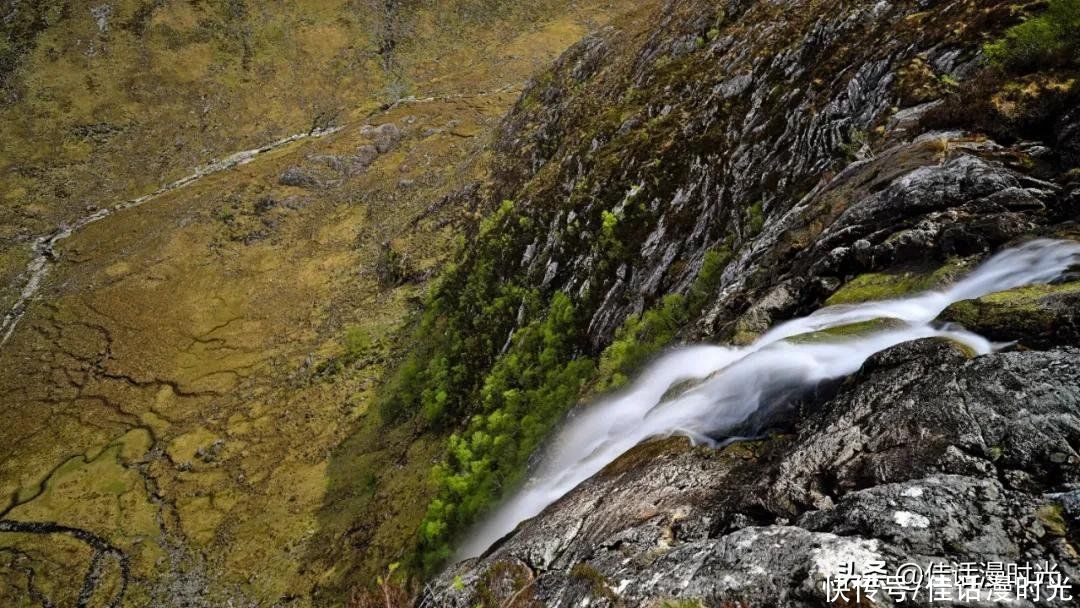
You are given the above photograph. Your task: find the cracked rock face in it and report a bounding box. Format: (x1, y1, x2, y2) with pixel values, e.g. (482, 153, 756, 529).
(431, 340, 1080, 606)
(486, 0, 1044, 350)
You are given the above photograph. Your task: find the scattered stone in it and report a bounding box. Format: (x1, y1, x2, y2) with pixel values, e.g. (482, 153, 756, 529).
(373, 123, 402, 153)
(253, 195, 277, 215)
(278, 166, 318, 188)
(90, 4, 112, 33)
(309, 154, 349, 173)
(352, 144, 379, 171)
(195, 439, 226, 463)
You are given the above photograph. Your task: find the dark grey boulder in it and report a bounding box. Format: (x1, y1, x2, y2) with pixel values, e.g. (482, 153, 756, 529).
(373, 123, 402, 153)
(352, 144, 379, 172)
(278, 166, 319, 188)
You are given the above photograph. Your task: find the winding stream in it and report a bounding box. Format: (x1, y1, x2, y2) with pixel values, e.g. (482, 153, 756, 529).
(0, 84, 528, 348)
(458, 238, 1080, 559)
(0, 126, 342, 347)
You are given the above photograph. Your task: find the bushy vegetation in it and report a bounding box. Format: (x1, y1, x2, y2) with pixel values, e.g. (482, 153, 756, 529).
(985, 0, 1080, 71)
(919, 0, 1080, 145)
(415, 290, 595, 569)
(745, 200, 765, 236)
(381, 195, 731, 570)
(376, 200, 534, 428)
(595, 247, 729, 391)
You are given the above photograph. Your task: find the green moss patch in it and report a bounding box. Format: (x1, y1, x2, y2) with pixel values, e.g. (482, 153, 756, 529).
(826, 259, 971, 305)
(939, 280, 1080, 347)
(784, 318, 908, 344)
(1036, 503, 1068, 536)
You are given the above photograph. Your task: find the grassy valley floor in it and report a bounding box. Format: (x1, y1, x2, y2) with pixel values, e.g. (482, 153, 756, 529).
(0, 1, 641, 605)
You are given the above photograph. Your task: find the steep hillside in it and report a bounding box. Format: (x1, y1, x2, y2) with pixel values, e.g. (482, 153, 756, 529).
(352, 0, 1080, 603)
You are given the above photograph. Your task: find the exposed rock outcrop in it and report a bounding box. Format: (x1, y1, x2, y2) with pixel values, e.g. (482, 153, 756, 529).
(939, 281, 1080, 349)
(485, 0, 1040, 347)
(431, 341, 1080, 606)
(407, 0, 1080, 603)
(279, 165, 320, 188)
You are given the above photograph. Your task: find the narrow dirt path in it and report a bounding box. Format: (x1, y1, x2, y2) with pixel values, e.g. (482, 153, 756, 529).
(0, 83, 523, 348)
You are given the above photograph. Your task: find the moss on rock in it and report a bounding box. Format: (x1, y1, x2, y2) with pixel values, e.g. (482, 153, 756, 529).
(826, 259, 971, 306)
(785, 318, 908, 344)
(1036, 503, 1068, 537)
(939, 280, 1080, 348)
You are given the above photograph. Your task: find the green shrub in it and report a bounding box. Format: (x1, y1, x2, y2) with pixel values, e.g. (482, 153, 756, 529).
(595, 293, 688, 392)
(985, 0, 1080, 71)
(600, 210, 619, 239)
(344, 325, 372, 359)
(375, 201, 532, 428)
(746, 200, 765, 235)
(594, 247, 729, 392)
(414, 292, 595, 571)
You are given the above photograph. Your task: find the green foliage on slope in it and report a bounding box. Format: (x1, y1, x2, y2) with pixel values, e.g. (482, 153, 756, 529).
(595, 247, 729, 392)
(985, 0, 1080, 70)
(415, 291, 595, 570)
(380, 195, 730, 569)
(377, 200, 536, 429)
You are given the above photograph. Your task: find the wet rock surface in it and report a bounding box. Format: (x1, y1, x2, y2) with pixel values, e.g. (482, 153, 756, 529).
(432, 340, 1080, 606)
(939, 281, 1080, 349)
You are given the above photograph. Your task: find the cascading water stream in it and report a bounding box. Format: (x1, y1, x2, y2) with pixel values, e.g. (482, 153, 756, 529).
(456, 238, 1080, 559)
(0, 126, 344, 348)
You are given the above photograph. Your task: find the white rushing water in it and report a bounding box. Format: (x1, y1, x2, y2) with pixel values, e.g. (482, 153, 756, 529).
(457, 238, 1080, 559)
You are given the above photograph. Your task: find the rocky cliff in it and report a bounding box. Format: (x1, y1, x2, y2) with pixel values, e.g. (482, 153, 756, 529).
(403, 0, 1080, 604)
(431, 339, 1080, 606)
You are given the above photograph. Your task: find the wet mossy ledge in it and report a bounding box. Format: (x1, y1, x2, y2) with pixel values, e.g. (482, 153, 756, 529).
(939, 280, 1080, 348)
(825, 258, 973, 305)
(783, 318, 908, 344)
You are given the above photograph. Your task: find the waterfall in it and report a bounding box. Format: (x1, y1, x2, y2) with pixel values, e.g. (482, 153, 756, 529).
(456, 238, 1080, 559)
